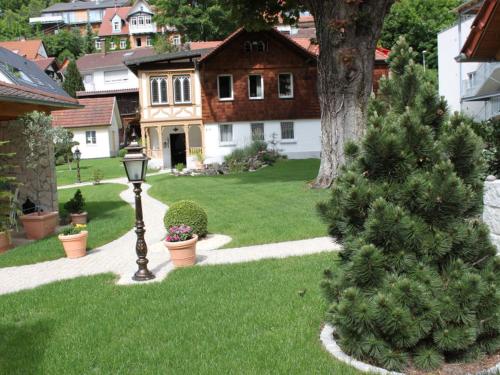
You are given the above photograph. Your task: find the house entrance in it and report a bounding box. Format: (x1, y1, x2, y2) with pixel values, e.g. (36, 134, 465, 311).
(170, 133, 186, 167)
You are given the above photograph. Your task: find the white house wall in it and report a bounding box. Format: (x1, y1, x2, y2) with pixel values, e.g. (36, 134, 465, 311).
(83, 68, 138, 92)
(203, 119, 321, 165)
(72, 126, 113, 159)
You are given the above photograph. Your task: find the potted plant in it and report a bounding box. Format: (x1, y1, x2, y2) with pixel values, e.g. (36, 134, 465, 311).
(19, 112, 59, 240)
(64, 189, 87, 224)
(0, 223, 12, 253)
(164, 225, 198, 267)
(58, 224, 88, 259)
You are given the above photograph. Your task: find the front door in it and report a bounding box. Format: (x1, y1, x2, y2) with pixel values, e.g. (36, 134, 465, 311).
(170, 133, 186, 167)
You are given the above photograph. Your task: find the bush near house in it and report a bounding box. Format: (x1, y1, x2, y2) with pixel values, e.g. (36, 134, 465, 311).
(224, 141, 282, 173)
(318, 37, 499, 372)
(164, 200, 208, 238)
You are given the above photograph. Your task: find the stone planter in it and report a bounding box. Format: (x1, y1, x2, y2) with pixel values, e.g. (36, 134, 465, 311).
(0, 230, 12, 253)
(20, 211, 59, 240)
(58, 230, 88, 259)
(164, 234, 198, 267)
(70, 212, 88, 225)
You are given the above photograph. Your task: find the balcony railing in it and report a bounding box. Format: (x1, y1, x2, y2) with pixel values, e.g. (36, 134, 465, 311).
(485, 96, 500, 120)
(129, 24, 157, 34)
(29, 15, 64, 25)
(462, 62, 500, 98)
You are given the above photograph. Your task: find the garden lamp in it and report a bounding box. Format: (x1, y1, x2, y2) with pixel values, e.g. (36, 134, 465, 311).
(122, 135, 148, 183)
(73, 147, 81, 183)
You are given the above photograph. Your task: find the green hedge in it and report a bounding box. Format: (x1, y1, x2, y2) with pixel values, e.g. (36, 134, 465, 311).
(164, 200, 208, 237)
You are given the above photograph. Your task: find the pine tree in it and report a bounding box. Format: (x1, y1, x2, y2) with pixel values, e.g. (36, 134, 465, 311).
(62, 60, 84, 98)
(319, 37, 500, 372)
(83, 23, 96, 54)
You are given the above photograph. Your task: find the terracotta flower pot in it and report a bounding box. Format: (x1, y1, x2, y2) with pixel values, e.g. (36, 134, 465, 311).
(164, 234, 198, 267)
(58, 230, 88, 259)
(0, 230, 12, 253)
(70, 212, 88, 225)
(20, 211, 59, 240)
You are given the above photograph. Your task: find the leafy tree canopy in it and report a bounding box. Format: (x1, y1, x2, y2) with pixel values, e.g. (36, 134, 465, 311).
(43, 29, 83, 62)
(62, 60, 84, 98)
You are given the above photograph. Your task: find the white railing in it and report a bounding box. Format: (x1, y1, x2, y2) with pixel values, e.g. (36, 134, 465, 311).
(462, 62, 500, 98)
(129, 24, 157, 34)
(29, 15, 64, 24)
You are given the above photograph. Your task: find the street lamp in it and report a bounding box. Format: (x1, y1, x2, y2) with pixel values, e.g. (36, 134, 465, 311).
(422, 50, 427, 72)
(122, 133, 155, 281)
(73, 147, 81, 183)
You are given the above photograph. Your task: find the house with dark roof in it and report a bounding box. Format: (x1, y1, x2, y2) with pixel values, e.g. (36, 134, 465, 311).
(0, 47, 80, 214)
(52, 97, 122, 159)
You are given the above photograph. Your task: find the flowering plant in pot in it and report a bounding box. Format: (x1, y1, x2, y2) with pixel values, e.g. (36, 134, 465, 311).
(58, 224, 88, 259)
(64, 189, 87, 224)
(164, 225, 198, 267)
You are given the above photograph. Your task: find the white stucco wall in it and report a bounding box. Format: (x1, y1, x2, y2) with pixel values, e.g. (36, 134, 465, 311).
(203, 119, 321, 165)
(72, 126, 117, 159)
(484, 176, 500, 253)
(82, 67, 138, 92)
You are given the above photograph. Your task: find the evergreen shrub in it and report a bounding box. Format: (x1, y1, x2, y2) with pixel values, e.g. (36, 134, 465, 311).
(164, 200, 208, 237)
(318, 37, 500, 372)
(64, 189, 85, 214)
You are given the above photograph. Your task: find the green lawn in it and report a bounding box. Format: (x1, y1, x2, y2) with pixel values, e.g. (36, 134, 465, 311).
(148, 159, 329, 248)
(56, 157, 125, 186)
(0, 252, 359, 374)
(0, 184, 134, 268)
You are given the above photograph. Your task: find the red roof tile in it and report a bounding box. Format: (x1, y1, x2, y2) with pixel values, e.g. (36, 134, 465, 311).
(190, 41, 222, 50)
(33, 57, 57, 70)
(76, 48, 156, 71)
(0, 40, 44, 60)
(51, 97, 116, 128)
(98, 6, 132, 37)
(0, 81, 79, 108)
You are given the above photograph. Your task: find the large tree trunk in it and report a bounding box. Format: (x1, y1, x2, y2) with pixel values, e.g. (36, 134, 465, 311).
(307, 0, 394, 188)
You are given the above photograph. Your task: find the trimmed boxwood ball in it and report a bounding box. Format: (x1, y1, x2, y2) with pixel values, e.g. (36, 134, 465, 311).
(164, 200, 208, 237)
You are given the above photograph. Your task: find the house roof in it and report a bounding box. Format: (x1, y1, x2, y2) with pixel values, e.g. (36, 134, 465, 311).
(33, 57, 57, 71)
(76, 88, 138, 97)
(127, 0, 154, 17)
(460, 0, 500, 61)
(52, 97, 117, 128)
(0, 47, 78, 108)
(77, 48, 156, 72)
(0, 40, 44, 60)
(99, 7, 132, 36)
(43, 0, 129, 13)
(124, 48, 214, 73)
(189, 41, 222, 50)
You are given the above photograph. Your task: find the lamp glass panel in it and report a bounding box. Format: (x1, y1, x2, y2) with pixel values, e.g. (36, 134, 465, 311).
(125, 160, 145, 181)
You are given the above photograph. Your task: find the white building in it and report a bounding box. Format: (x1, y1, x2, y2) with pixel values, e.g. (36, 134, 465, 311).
(51, 97, 122, 159)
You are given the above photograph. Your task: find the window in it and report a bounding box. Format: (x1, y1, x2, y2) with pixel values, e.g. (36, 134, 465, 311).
(84, 74, 93, 83)
(248, 74, 263, 99)
(251, 123, 264, 141)
(280, 121, 294, 140)
(255, 41, 266, 52)
(86, 131, 96, 144)
(113, 21, 120, 32)
(146, 36, 152, 47)
(136, 37, 142, 47)
(110, 41, 116, 50)
(278, 73, 293, 98)
(219, 124, 233, 143)
(104, 70, 128, 83)
(218, 75, 233, 100)
(138, 16, 144, 25)
(145, 16, 151, 24)
(172, 35, 181, 46)
(95, 40, 102, 50)
(131, 17, 137, 26)
(120, 39, 126, 49)
(150, 77, 168, 104)
(173, 75, 191, 104)
(244, 41, 251, 52)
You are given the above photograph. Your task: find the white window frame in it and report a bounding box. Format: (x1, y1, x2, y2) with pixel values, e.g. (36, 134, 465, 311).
(173, 75, 191, 104)
(146, 36, 152, 47)
(278, 73, 294, 99)
(138, 16, 144, 25)
(280, 121, 295, 142)
(251, 122, 265, 141)
(219, 124, 234, 145)
(120, 39, 126, 49)
(150, 76, 168, 105)
(95, 40, 102, 50)
(112, 21, 120, 32)
(172, 35, 181, 46)
(104, 70, 128, 83)
(217, 74, 233, 101)
(248, 74, 264, 100)
(131, 17, 137, 26)
(145, 16, 151, 25)
(109, 41, 116, 50)
(86, 130, 97, 145)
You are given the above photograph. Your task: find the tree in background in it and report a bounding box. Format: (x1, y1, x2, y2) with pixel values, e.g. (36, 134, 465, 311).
(53, 127, 78, 169)
(62, 60, 84, 98)
(43, 29, 83, 63)
(83, 23, 96, 55)
(153, 0, 239, 41)
(153, 34, 177, 53)
(319, 37, 499, 372)
(380, 0, 460, 69)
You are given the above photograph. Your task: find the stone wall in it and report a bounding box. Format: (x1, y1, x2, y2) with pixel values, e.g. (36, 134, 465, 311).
(0, 120, 58, 213)
(484, 176, 500, 252)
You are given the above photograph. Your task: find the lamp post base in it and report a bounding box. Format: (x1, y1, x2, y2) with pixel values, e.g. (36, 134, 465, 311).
(132, 269, 155, 281)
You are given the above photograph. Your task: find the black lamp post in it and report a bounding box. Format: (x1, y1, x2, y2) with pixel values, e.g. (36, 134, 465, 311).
(122, 134, 155, 281)
(73, 147, 81, 183)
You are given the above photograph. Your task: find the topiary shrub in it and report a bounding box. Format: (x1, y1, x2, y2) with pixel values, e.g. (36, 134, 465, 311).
(318, 37, 500, 372)
(164, 200, 208, 237)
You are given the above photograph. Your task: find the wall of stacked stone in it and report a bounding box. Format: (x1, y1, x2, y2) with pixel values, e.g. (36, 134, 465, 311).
(484, 175, 500, 253)
(0, 120, 58, 213)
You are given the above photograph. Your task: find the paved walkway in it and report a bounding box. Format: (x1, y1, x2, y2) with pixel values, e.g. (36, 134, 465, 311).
(0, 180, 340, 296)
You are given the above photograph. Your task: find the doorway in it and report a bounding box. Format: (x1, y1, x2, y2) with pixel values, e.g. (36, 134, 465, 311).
(170, 133, 186, 167)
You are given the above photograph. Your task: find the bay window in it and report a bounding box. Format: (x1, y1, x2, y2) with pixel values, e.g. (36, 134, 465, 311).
(150, 77, 167, 105)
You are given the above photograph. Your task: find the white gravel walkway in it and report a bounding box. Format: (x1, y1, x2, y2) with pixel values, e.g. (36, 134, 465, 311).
(0, 180, 340, 296)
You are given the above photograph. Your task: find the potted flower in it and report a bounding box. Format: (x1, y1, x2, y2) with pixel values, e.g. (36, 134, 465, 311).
(58, 224, 88, 259)
(19, 112, 59, 240)
(164, 225, 198, 267)
(64, 189, 87, 224)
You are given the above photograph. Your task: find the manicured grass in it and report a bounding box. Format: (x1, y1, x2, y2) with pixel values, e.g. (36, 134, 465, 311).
(0, 184, 134, 268)
(148, 159, 329, 247)
(0, 252, 359, 374)
(56, 157, 125, 186)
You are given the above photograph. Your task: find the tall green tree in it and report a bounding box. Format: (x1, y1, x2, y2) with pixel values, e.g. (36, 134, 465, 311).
(62, 60, 84, 98)
(380, 0, 461, 69)
(153, 0, 239, 41)
(43, 29, 83, 62)
(319, 37, 499, 372)
(83, 23, 96, 54)
(221, 0, 394, 187)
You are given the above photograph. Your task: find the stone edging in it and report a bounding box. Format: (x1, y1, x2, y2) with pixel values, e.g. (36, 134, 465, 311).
(320, 324, 500, 375)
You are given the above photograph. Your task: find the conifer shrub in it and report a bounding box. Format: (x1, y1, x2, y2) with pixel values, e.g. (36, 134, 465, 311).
(64, 189, 85, 214)
(164, 200, 208, 237)
(318, 37, 500, 372)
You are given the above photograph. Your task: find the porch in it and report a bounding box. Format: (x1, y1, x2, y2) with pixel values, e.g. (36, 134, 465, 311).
(142, 123, 204, 170)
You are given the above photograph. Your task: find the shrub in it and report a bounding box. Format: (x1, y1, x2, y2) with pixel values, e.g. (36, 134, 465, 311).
(175, 163, 185, 172)
(164, 200, 208, 237)
(93, 169, 103, 185)
(224, 140, 282, 173)
(64, 189, 85, 214)
(61, 224, 86, 236)
(118, 148, 127, 158)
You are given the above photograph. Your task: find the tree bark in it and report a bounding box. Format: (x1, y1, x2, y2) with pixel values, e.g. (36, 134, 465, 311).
(307, 0, 394, 188)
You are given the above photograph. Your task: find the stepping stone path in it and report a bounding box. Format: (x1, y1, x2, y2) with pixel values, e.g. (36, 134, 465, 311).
(0, 178, 340, 296)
